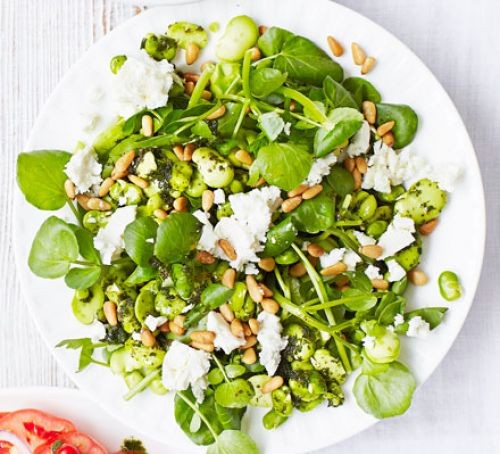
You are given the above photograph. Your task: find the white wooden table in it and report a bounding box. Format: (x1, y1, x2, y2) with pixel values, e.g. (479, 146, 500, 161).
(2, 1, 499, 452)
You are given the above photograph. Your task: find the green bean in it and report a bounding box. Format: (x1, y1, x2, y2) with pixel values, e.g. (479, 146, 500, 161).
(275, 248, 300, 265)
(110, 55, 127, 74)
(391, 276, 408, 295)
(438, 271, 462, 301)
(377, 185, 405, 203)
(366, 220, 388, 238)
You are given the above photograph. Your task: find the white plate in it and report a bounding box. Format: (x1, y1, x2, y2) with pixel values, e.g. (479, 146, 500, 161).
(0, 387, 174, 453)
(14, 0, 485, 453)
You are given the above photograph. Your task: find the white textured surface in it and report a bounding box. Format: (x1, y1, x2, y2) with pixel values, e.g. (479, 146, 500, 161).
(0, 0, 499, 453)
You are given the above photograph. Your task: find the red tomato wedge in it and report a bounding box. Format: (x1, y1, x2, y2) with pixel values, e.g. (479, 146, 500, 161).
(0, 409, 75, 450)
(0, 414, 9, 421)
(33, 432, 107, 454)
(0, 440, 14, 454)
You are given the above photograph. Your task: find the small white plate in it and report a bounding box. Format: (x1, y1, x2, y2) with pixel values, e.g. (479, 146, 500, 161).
(14, 0, 485, 453)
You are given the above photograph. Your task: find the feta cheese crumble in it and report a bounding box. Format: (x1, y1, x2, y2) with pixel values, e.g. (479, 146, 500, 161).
(393, 313, 405, 327)
(353, 230, 376, 246)
(213, 189, 226, 205)
(305, 153, 338, 185)
(362, 335, 376, 349)
(386, 259, 407, 282)
(65, 146, 102, 194)
(320, 248, 360, 271)
(162, 341, 210, 402)
(257, 312, 287, 376)
(206, 311, 245, 354)
(131, 331, 142, 341)
(346, 121, 371, 157)
(113, 51, 175, 117)
(406, 315, 431, 339)
(365, 264, 383, 280)
(94, 206, 136, 265)
(144, 315, 168, 332)
(377, 215, 416, 260)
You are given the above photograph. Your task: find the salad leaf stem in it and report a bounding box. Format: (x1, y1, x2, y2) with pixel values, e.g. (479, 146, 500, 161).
(173, 103, 223, 136)
(274, 266, 291, 300)
(307, 295, 374, 312)
(212, 354, 231, 383)
(188, 64, 215, 108)
(177, 390, 219, 440)
(278, 87, 327, 123)
(66, 199, 82, 224)
(242, 49, 253, 100)
(123, 368, 161, 401)
(232, 99, 250, 138)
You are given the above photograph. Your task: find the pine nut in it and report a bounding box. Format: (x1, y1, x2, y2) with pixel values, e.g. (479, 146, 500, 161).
(382, 132, 395, 147)
(112, 150, 135, 180)
(371, 278, 389, 290)
(103, 301, 118, 326)
(206, 105, 226, 120)
(308, 255, 319, 267)
(377, 121, 395, 137)
(419, 219, 439, 235)
(355, 157, 368, 174)
(201, 189, 214, 212)
(201, 61, 215, 72)
(352, 167, 362, 190)
(98, 177, 114, 197)
(169, 321, 185, 336)
(128, 174, 149, 188)
(258, 257, 276, 272)
(191, 341, 215, 353)
(289, 262, 307, 278)
(174, 315, 186, 327)
(183, 143, 196, 161)
(248, 318, 260, 334)
(344, 157, 356, 172)
(196, 250, 216, 264)
(361, 56, 377, 75)
(320, 262, 348, 276)
(173, 144, 184, 160)
(282, 196, 302, 213)
(359, 244, 383, 259)
(87, 197, 112, 211)
(235, 149, 253, 166)
(259, 25, 268, 35)
(190, 330, 216, 343)
(289, 100, 297, 111)
(362, 101, 377, 124)
(242, 347, 257, 365)
(262, 376, 284, 394)
(250, 47, 261, 61)
(307, 243, 325, 258)
(141, 114, 154, 137)
(327, 35, 344, 57)
(184, 72, 200, 83)
(201, 90, 212, 101)
(335, 276, 350, 288)
(230, 319, 245, 338)
(64, 179, 76, 199)
(351, 42, 367, 65)
(184, 81, 195, 95)
(219, 239, 237, 261)
(259, 283, 274, 298)
(246, 275, 263, 303)
(76, 194, 91, 210)
(243, 322, 252, 337)
(219, 303, 235, 323)
(141, 328, 156, 347)
(242, 335, 257, 349)
(287, 184, 308, 198)
(173, 196, 188, 212)
(408, 269, 429, 286)
(302, 184, 323, 200)
(261, 298, 280, 314)
(154, 208, 168, 220)
(222, 268, 236, 289)
(159, 321, 170, 333)
(186, 42, 200, 65)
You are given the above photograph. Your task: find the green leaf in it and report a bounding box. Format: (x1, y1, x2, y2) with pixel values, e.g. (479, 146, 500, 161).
(314, 108, 364, 157)
(185, 284, 234, 328)
(17, 150, 71, 210)
(210, 63, 242, 98)
(375, 292, 406, 326)
(250, 68, 287, 98)
(70, 225, 101, 264)
(258, 26, 294, 56)
(154, 212, 201, 264)
(215, 379, 255, 408)
(342, 77, 382, 107)
(376, 103, 418, 149)
(251, 142, 312, 191)
(28, 216, 79, 278)
(290, 193, 334, 233)
(215, 405, 245, 430)
(207, 430, 259, 454)
(125, 265, 158, 285)
(353, 361, 416, 419)
(124, 217, 158, 266)
(263, 218, 298, 257)
(323, 76, 358, 109)
(56, 338, 104, 372)
(64, 266, 101, 290)
(406, 307, 448, 329)
(345, 271, 373, 293)
(341, 289, 378, 312)
(192, 121, 215, 140)
(217, 102, 243, 138)
(324, 165, 355, 197)
(258, 112, 285, 141)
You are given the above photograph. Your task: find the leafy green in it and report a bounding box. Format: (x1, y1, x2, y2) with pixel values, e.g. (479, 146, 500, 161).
(124, 217, 158, 266)
(258, 26, 294, 56)
(125, 265, 158, 285)
(56, 338, 107, 372)
(154, 212, 201, 264)
(376, 103, 418, 149)
(215, 379, 255, 408)
(342, 77, 382, 107)
(185, 284, 235, 327)
(325, 165, 354, 196)
(64, 266, 101, 290)
(17, 150, 71, 210)
(376, 292, 406, 326)
(215, 405, 246, 430)
(406, 307, 448, 329)
(28, 216, 79, 278)
(210, 63, 242, 98)
(70, 225, 101, 264)
(341, 289, 378, 312)
(323, 76, 358, 109)
(251, 142, 312, 191)
(258, 112, 285, 141)
(290, 193, 335, 233)
(263, 218, 298, 257)
(250, 68, 287, 98)
(93, 117, 127, 158)
(207, 430, 259, 454)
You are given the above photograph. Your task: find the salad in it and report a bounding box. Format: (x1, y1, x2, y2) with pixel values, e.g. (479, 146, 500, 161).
(17, 14, 464, 453)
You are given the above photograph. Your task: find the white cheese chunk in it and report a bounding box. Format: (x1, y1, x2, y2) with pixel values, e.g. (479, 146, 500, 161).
(353, 231, 376, 246)
(65, 146, 102, 194)
(144, 315, 168, 332)
(343, 250, 362, 271)
(393, 313, 405, 327)
(362, 335, 376, 349)
(386, 259, 407, 282)
(320, 248, 346, 268)
(305, 153, 338, 185)
(406, 316, 431, 339)
(377, 215, 415, 259)
(365, 264, 383, 280)
(206, 311, 245, 354)
(346, 121, 371, 157)
(213, 189, 226, 205)
(257, 312, 287, 376)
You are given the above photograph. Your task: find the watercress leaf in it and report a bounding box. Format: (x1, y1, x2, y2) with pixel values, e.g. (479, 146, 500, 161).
(375, 103, 418, 149)
(154, 212, 201, 264)
(207, 430, 259, 454)
(69, 225, 101, 264)
(275, 35, 343, 85)
(56, 338, 98, 372)
(314, 108, 364, 157)
(215, 404, 245, 430)
(64, 266, 101, 290)
(289, 193, 334, 233)
(342, 289, 378, 311)
(184, 283, 234, 327)
(124, 217, 158, 266)
(93, 117, 128, 159)
(342, 77, 382, 107)
(324, 165, 354, 196)
(251, 142, 312, 191)
(28, 216, 79, 278)
(375, 292, 406, 325)
(125, 265, 158, 286)
(263, 218, 298, 257)
(406, 307, 448, 329)
(258, 112, 285, 141)
(353, 361, 416, 418)
(192, 121, 215, 140)
(210, 63, 242, 98)
(17, 150, 71, 210)
(323, 76, 358, 109)
(258, 26, 294, 56)
(250, 68, 287, 98)
(215, 379, 255, 408)
(345, 271, 373, 293)
(217, 102, 243, 138)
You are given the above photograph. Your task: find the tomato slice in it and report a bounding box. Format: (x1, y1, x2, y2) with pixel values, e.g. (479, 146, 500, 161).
(0, 409, 75, 450)
(0, 440, 14, 454)
(0, 414, 10, 421)
(33, 432, 107, 454)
